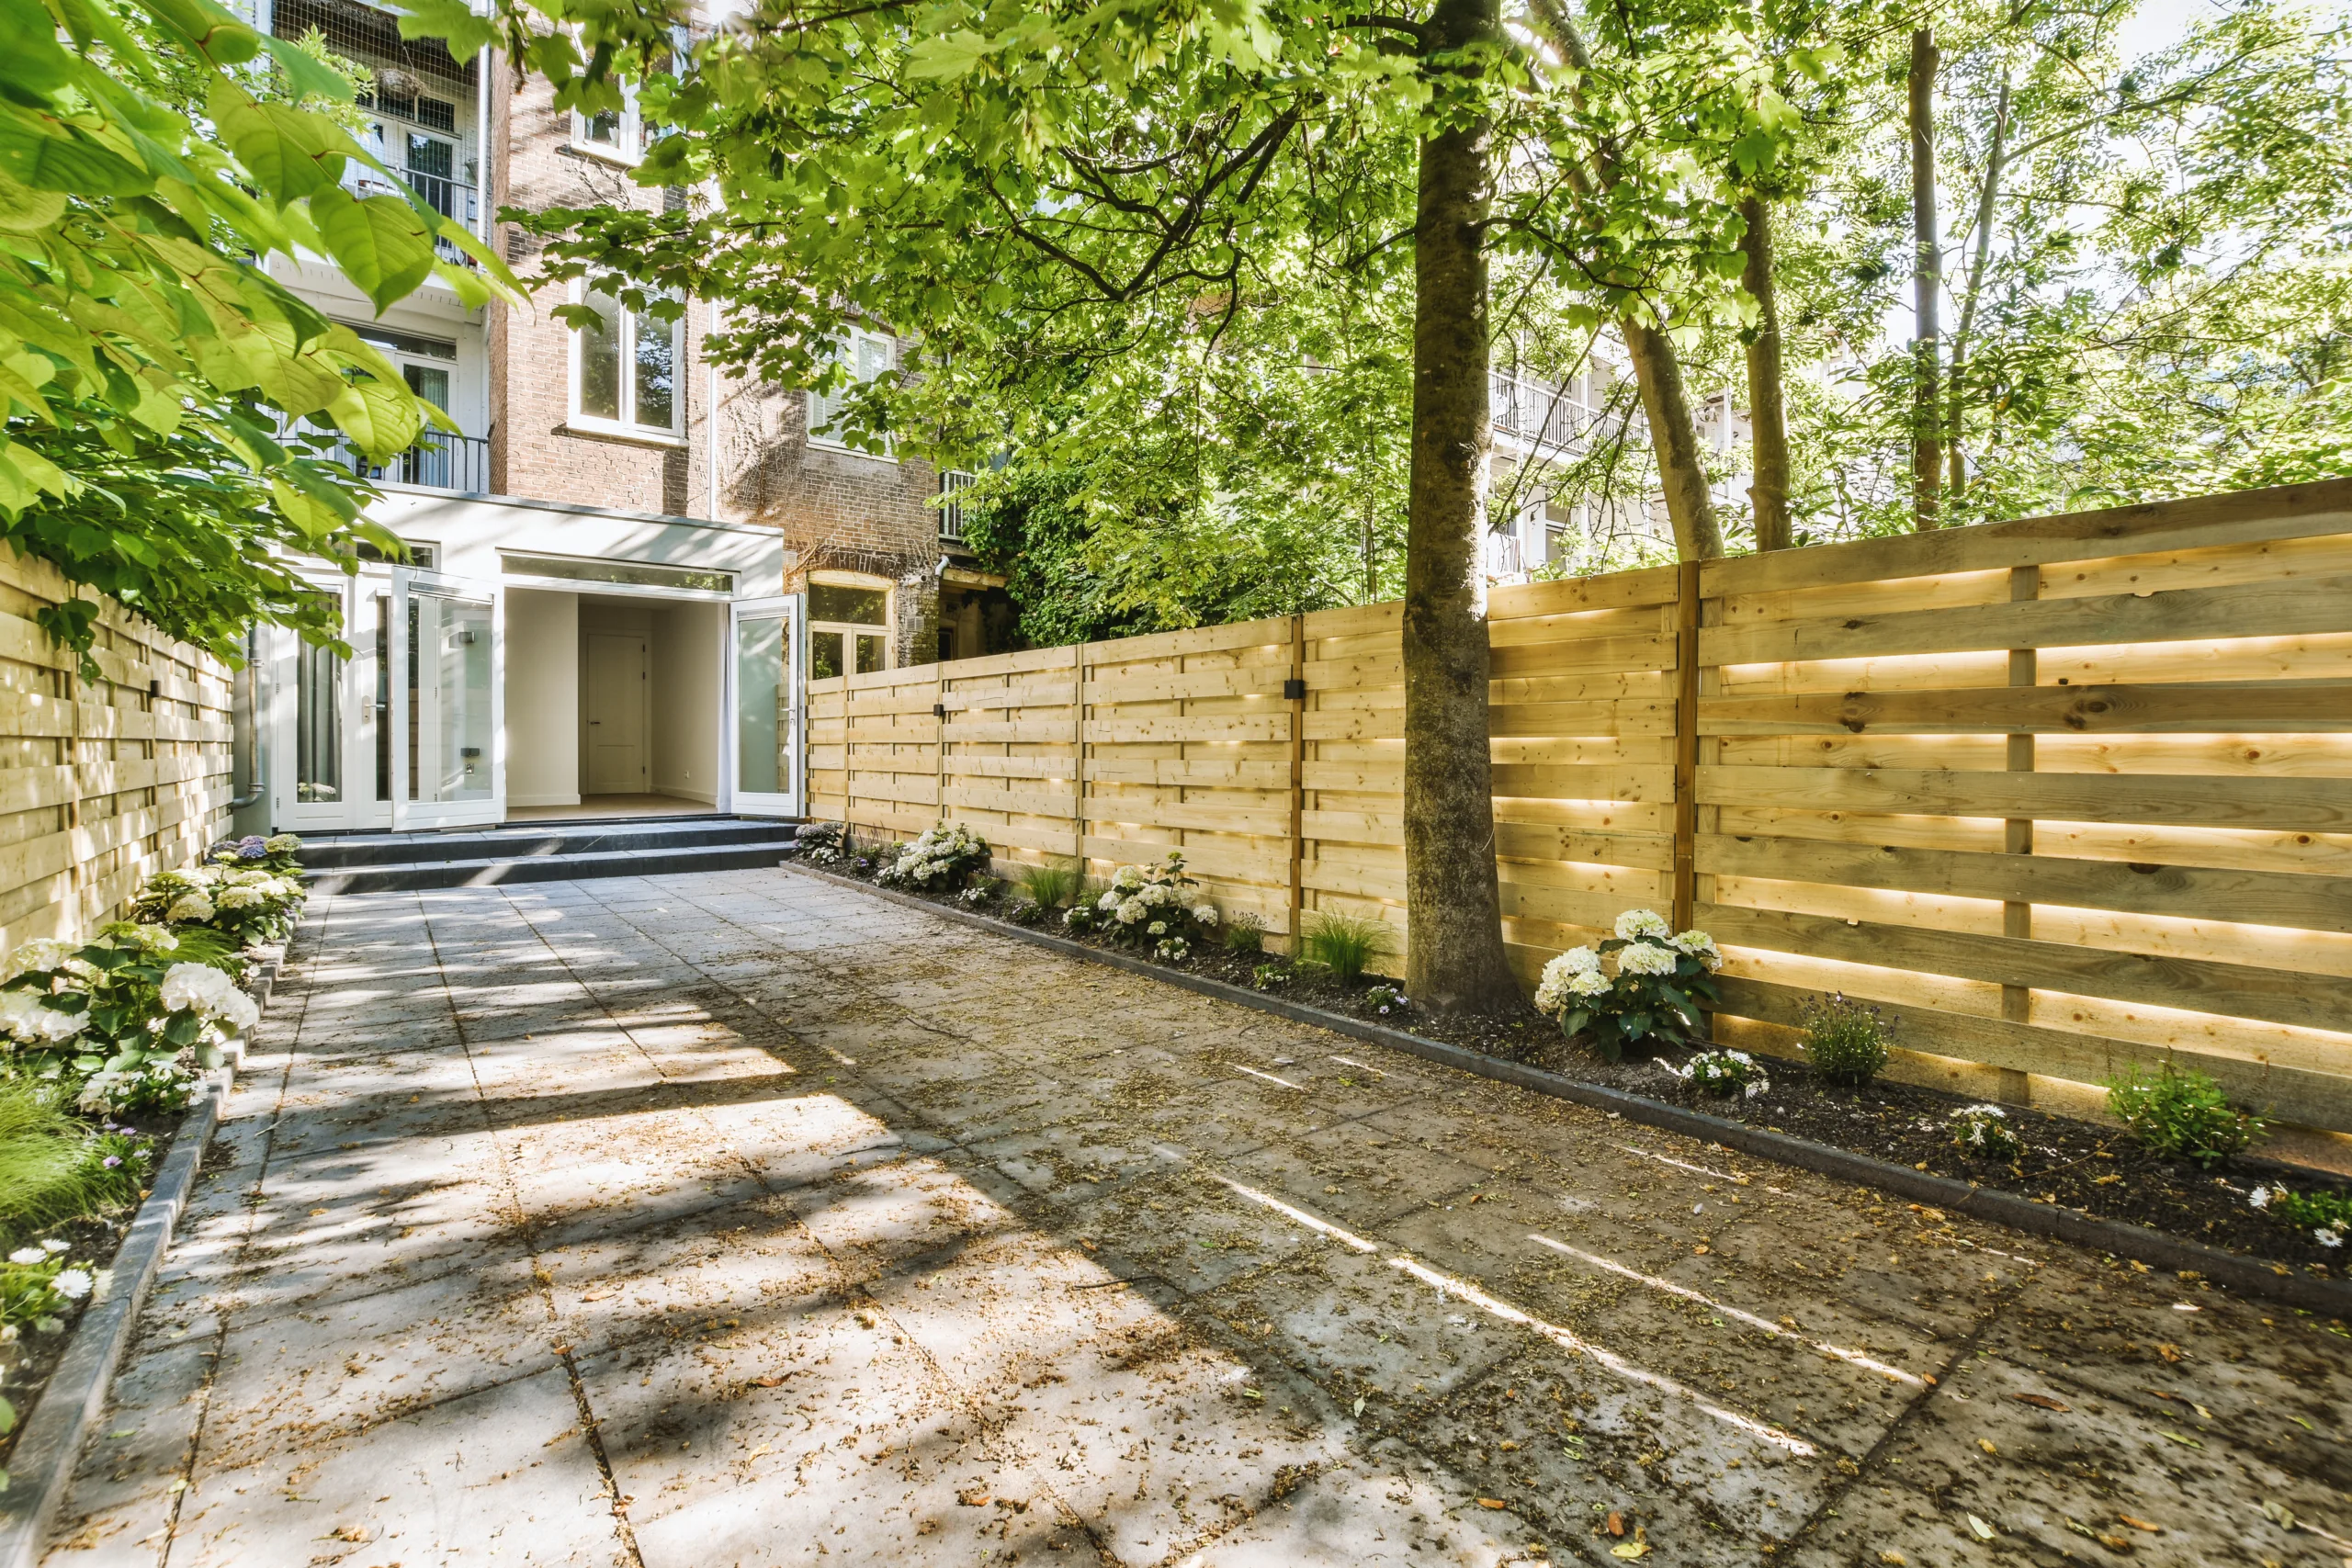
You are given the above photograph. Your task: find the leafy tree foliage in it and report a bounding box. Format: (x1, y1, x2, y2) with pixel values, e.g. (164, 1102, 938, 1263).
(0, 0, 520, 667)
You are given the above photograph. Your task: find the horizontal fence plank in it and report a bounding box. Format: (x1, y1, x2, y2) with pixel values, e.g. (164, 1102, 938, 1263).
(1700, 681, 2352, 736)
(1697, 763, 2352, 829)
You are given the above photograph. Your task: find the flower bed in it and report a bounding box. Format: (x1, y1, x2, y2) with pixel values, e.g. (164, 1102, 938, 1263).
(789, 823, 2352, 1285)
(0, 832, 305, 1487)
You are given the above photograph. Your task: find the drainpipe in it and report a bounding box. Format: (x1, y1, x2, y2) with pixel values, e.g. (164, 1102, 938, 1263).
(475, 46, 492, 245)
(706, 303, 721, 520)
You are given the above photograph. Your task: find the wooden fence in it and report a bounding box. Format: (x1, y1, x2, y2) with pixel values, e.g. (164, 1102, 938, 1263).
(0, 547, 234, 950)
(810, 479, 2352, 1136)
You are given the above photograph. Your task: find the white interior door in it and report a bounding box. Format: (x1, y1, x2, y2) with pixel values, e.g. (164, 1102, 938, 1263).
(391, 567, 503, 829)
(274, 577, 357, 833)
(582, 631, 649, 794)
(726, 594, 799, 818)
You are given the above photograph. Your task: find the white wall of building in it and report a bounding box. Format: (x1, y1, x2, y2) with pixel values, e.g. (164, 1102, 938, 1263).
(650, 602, 723, 805)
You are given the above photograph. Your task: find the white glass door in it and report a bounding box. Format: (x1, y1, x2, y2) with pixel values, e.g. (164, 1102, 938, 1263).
(726, 594, 800, 818)
(391, 568, 503, 829)
(272, 572, 393, 833)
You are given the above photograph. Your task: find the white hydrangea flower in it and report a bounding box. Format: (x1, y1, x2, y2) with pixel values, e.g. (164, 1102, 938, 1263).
(3, 939, 76, 980)
(1613, 908, 1672, 942)
(2249, 1186, 2271, 1211)
(1115, 897, 1147, 925)
(1616, 942, 1678, 977)
(1557, 945, 1602, 974)
(265, 833, 302, 852)
(0, 989, 42, 1036)
(1098, 890, 1123, 913)
(1112, 865, 1143, 890)
(166, 893, 216, 923)
(1534, 948, 1611, 1015)
(215, 886, 262, 910)
(160, 962, 246, 1020)
(1567, 968, 1610, 998)
(29, 1007, 86, 1041)
(1190, 904, 1218, 926)
(53, 1268, 92, 1300)
(1668, 930, 1723, 969)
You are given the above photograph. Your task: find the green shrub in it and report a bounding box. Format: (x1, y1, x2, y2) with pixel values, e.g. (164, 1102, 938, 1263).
(1299, 909, 1388, 982)
(2249, 1181, 2351, 1247)
(1220, 912, 1267, 954)
(1016, 859, 1085, 910)
(1798, 992, 1894, 1086)
(1950, 1103, 2020, 1161)
(1252, 962, 1290, 989)
(2107, 1064, 2263, 1168)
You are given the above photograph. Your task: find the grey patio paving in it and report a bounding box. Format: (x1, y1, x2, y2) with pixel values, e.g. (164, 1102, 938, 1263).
(40, 867, 2351, 1567)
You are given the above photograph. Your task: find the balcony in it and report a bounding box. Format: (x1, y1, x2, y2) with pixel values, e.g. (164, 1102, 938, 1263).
(938, 469, 975, 543)
(282, 421, 492, 494)
(1490, 372, 1623, 454)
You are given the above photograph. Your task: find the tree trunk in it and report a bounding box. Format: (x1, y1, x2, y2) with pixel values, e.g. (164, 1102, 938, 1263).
(1948, 76, 2010, 499)
(1621, 316, 1725, 561)
(1738, 193, 1792, 551)
(1400, 0, 1517, 1015)
(1909, 27, 1942, 529)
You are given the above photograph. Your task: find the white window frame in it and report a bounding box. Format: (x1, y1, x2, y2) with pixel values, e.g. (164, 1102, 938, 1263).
(571, 84, 643, 164)
(567, 280, 686, 443)
(806, 327, 897, 460)
(807, 571, 894, 677)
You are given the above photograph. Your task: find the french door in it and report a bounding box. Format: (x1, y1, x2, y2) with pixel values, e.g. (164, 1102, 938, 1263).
(273, 570, 393, 834)
(390, 567, 503, 829)
(726, 594, 802, 818)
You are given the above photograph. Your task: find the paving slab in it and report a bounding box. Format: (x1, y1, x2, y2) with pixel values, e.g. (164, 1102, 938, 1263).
(42, 869, 2351, 1568)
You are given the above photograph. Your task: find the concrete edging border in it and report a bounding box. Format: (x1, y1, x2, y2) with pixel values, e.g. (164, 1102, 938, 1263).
(783, 863, 2352, 1319)
(0, 929, 298, 1568)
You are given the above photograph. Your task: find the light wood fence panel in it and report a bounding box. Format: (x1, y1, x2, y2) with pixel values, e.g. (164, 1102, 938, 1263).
(808, 478, 2352, 1138)
(0, 547, 232, 950)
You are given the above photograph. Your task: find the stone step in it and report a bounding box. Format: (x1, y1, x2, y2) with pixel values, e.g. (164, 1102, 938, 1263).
(301, 817, 797, 870)
(300, 817, 800, 894)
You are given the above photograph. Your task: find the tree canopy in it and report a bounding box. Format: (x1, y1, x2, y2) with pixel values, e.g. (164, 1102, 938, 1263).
(1, 0, 521, 667)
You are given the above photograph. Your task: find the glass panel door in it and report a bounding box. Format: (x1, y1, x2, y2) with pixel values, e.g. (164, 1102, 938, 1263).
(729, 594, 799, 817)
(391, 569, 503, 829)
(274, 577, 370, 832)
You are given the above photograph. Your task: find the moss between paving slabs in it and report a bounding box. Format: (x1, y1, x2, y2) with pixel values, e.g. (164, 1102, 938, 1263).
(802, 849, 2351, 1283)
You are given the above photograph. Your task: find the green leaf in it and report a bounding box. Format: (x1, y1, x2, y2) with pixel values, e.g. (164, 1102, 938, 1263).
(209, 82, 350, 201)
(908, 30, 999, 81)
(0, 104, 153, 195)
(259, 32, 356, 103)
(141, 0, 259, 67)
(393, 0, 498, 61)
(1561, 1007, 1589, 1039)
(307, 187, 435, 311)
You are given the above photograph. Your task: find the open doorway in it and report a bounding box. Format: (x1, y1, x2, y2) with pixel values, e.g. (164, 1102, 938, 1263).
(503, 587, 726, 821)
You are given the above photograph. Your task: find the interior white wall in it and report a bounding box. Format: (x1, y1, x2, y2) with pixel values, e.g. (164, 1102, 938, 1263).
(505, 589, 580, 807)
(650, 601, 722, 804)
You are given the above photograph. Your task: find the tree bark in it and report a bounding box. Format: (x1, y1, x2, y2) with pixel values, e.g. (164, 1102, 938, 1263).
(1948, 76, 2010, 499)
(1621, 316, 1726, 560)
(1738, 193, 1792, 551)
(1909, 27, 1942, 529)
(1400, 0, 1517, 1015)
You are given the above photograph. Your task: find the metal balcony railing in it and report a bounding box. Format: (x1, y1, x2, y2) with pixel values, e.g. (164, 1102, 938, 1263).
(282, 422, 492, 493)
(938, 469, 975, 542)
(1490, 373, 1625, 453)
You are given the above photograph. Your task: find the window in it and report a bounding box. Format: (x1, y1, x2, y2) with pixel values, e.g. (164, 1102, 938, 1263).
(571, 287, 683, 438)
(502, 552, 733, 593)
(570, 33, 683, 163)
(808, 577, 891, 678)
(806, 328, 895, 457)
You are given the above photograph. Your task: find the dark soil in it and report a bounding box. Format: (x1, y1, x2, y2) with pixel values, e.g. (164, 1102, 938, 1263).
(804, 848, 2351, 1282)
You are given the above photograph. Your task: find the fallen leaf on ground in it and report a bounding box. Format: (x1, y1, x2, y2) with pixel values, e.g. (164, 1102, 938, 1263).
(2013, 1393, 2070, 1412)
(748, 1376, 784, 1388)
(1967, 1515, 1996, 1541)
(1979, 1439, 1998, 1455)
(1607, 1511, 1625, 1537)
(2154, 1343, 2183, 1363)
(956, 1487, 990, 1507)
(1611, 1546, 1648, 1561)
(2117, 1515, 2161, 1534)
(2158, 1430, 2203, 1449)
(1477, 1498, 1508, 1510)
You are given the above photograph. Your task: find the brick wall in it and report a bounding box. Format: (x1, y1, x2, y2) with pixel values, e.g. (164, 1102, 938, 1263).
(488, 61, 944, 664)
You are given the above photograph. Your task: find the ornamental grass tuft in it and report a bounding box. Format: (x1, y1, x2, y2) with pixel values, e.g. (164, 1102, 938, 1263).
(1298, 909, 1387, 982)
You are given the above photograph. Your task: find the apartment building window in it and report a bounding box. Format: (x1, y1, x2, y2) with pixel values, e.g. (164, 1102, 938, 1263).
(571, 287, 683, 439)
(572, 88, 644, 162)
(806, 328, 895, 457)
(808, 578, 891, 678)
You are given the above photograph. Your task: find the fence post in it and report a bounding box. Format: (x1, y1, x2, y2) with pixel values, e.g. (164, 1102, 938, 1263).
(1286, 613, 1306, 950)
(1670, 560, 1702, 934)
(1999, 565, 2040, 1105)
(1071, 643, 1087, 868)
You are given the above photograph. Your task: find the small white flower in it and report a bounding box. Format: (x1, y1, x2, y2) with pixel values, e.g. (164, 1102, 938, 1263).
(40, 1238, 67, 1254)
(2249, 1186, 2271, 1211)
(52, 1268, 92, 1300)
(2317, 1228, 2344, 1249)
(1148, 920, 1167, 936)
(1613, 908, 1671, 942)
(7, 1247, 42, 1265)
